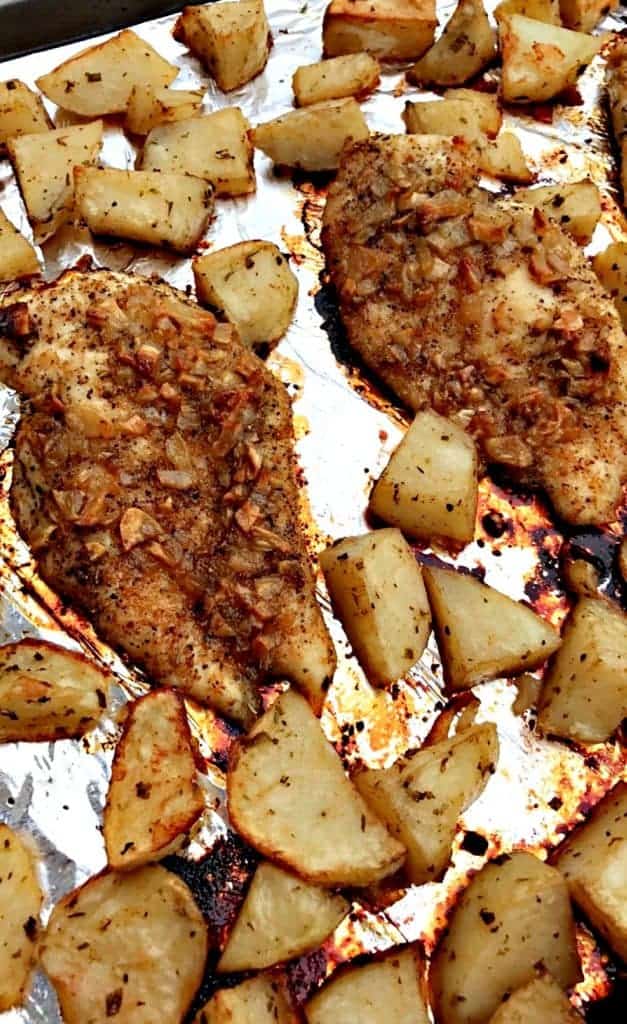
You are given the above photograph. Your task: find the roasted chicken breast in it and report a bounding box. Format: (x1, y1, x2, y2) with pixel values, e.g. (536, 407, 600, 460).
(0, 269, 335, 725)
(322, 135, 627, 526)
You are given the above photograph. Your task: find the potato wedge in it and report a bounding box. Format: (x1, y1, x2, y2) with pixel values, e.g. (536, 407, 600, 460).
(228, 688, 406, 886)
(218, 861, 348, 972)
(0, 80, 51, 152)
(355, 723, 498, 884)
(404, 92, 501, 141)
(8, 120, 102, 243)
(537, 597, 627, 743)
(369, 411, 478, 544)
(488, 973, 583, 1023)
(516, 180, 601, 242)
(559, 0, 618, 31)
(252, 98, 369, 172)
(41, 866, 207, 1024)
(500, 15, 600, 103)
(125, 84, 204, 136)
(0, 825, 42, 1011)
(319, 528, 431, 687)
(322, 0, 437, 61)
(104, 690, 204, 870)
(194, 974, 292, 1024)
(173, 0, 271, 93)
(408, 0, 497, 87)
(193, 241, 298, 348)
(141, 108, 255, 197)
(0, 208, 39, 282)
(593, 241, 627, 329)
(74, 167, 213, 254)
(495, 0, 560, 23)
(36, 29, 177, 117)
(553, 782, 627, 962)
(305, 947, 429, 1024)
(478, 132, 533, 183)
(0, 639, 110, 742)
(431, 851, 581, 1024)
(424, 566, 561, 691)
(293, 52, 380, 107)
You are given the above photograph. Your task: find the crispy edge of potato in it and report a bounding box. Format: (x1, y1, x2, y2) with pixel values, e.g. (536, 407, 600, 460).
(515, 179, 601, 242)
(495, 0, 561, 23)
(227, 688, 406, 887)
(0, 637, 111, 742)
(36, 28, 178, 116)
(104, 689, 204, 870)
(322, 0, 438, 62)
(499, 14, 601, 103)
(478, 132, 534, 183)
(193, 240, 298, 347)
(559, 0, 618, 31)
(407, 0, 497, 87)
(293, 52, 381, 106)
(252, 98, 369, 172)
(173, 1, 271, 92)
(74, 166, 214, 254)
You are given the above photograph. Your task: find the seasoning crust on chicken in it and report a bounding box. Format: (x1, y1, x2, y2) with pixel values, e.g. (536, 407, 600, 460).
(0, 269, 335, 725)
(322, 134, 627, 526)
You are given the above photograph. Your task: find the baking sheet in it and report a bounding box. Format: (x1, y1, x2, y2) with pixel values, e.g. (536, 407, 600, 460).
(0, 1, 626, 1020)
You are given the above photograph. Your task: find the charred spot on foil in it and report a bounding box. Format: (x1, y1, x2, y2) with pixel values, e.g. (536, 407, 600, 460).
(460, 831, 489, 856)
(481, 511, 509, 539)
(287, 947, 329, 1006)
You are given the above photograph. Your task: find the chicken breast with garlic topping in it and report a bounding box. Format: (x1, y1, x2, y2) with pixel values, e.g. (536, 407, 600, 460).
(322, 135, 627, 526)
(0, 269, 335, 725)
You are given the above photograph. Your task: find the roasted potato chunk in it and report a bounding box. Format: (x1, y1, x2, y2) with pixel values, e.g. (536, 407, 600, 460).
(104, 690, 204, 870)
(218, 861, 348, 972)
(553, 782, 627, 963)
(193, 241, 298, 348)
(228, 688, 406, 886)
(319, 528, 431, 687)
(355, 723, 498, 884)
(479, 132, 533, 182)
(369, 411, 478, 544)
(408, 0, 497, 87)
(293, 52, 380, 107)
(8, 120, 102, 243)
(431, 851, 581, 1024)
(252, 98, 369, 172)
(488, 972, 583, 1023)
(194, 974, 292, 1024)
(125, 84, 204, 135)
(404, 91, 501, 140)
(174, 0, 271, 92)
(537, 597, 627, 743)
(559, 0, 618, 31)
(593, 241, 627, 328)
(305, 947, 429, 1024)
(41, 866, 207, 1024)
(495, 0, 560, 22)
(74, 167, 213, 254)
(0, 80, 50, 152)
(36, 29, 177, 117)
(0, 825, 42, 1011)
(0, 208, 39, 282)
(424, 566, 561, 691)
(500, 15, 600, 103)
(141, 108, 255, 196)
(516, 180, 601, 242)
(323, 0, 437, 61)
(0, 639, 110, 742)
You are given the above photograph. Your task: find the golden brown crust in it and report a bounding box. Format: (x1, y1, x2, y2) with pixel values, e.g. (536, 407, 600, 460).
(322, 134, 627, 526)
(0, 268, 334, 724)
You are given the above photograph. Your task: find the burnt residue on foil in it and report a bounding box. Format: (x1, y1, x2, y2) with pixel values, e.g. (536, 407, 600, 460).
(0, 1, 625, 1022)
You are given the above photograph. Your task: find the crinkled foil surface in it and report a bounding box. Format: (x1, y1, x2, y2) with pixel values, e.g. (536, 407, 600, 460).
(0, 2, 626, 1020)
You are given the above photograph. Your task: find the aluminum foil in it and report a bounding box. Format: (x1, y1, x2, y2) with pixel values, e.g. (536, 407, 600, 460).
(0, 2, 626, 1020)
